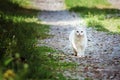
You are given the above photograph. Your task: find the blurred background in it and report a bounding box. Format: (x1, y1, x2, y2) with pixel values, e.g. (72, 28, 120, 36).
(0, 0, 120, 80)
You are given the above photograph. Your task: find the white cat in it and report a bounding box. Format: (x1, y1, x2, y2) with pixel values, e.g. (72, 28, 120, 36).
(69, 27, 87, 57)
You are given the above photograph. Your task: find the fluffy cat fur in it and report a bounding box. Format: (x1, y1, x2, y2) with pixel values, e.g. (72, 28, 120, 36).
(69, 27, 87, 57)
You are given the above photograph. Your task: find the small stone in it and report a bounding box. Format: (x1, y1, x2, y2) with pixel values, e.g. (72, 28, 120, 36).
(104, 50, 107, 52)
(88, 39, 91, 41)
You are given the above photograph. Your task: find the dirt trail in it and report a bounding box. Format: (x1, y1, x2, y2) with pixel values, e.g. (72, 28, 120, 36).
(108, 0, 120, 9)
(33, 0, 120, 79)
(32, 0, 65, 11)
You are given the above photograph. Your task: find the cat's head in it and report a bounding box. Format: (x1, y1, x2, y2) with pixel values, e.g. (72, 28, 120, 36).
(75, 27, 86, 36)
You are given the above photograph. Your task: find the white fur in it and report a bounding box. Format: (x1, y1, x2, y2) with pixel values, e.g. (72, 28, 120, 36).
(69, 27, 87, 57)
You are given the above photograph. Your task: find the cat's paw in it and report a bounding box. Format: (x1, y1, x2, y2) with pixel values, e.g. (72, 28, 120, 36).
(77, 54, 85, 57)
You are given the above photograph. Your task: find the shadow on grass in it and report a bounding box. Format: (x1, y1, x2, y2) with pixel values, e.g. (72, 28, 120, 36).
(69, 6, 120, 33)
(0, 0, 69, 80)
(0, 0, 49, 59)
(88, 22, 109, 32)
(0, 0, 63, 79)
(0, 0, 39, 17)
(69, 6, 120, 16)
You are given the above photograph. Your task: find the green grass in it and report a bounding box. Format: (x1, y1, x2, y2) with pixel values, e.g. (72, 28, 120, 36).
(65, 0, 120, 33)
(0, 0, 75, 80)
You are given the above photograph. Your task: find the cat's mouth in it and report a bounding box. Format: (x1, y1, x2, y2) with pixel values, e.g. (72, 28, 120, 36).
(77, 33, 84, 36)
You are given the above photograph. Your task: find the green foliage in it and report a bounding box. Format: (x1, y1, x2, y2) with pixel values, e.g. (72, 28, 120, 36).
(10, 0, 30, 7)
(0, 0, 71, 80)
(65, 0, 110, 8)
(20, 46, 67, 80)
(87, 18, 109, 31)
(65, 0, 120, 33)
(84, 77, 93, 80)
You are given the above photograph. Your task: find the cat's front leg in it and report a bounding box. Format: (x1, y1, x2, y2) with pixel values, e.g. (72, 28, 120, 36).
(73, 48, 77, 56)
(72, 43, 78, 56)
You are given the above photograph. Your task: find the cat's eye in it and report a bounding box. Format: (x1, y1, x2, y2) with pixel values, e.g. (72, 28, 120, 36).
(76, 31, 79, 33)
(81, 31, 83, 33)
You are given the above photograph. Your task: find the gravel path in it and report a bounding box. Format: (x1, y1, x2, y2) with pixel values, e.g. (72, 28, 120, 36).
(33, 0, 120, 79)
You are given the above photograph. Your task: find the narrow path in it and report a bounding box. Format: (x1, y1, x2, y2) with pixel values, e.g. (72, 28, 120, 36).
(32, 0, 65, 11)
(108, 0, 120, 9)
(33, 0, 120, 79)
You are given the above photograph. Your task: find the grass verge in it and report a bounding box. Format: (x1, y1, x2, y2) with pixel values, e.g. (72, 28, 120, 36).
(0, 0, 75, 80)
(65, 0, 120, 33)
